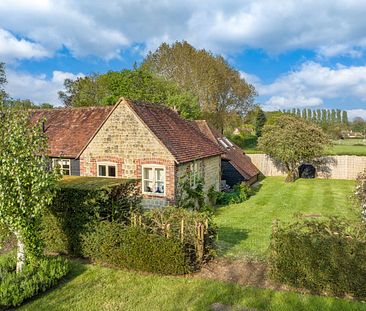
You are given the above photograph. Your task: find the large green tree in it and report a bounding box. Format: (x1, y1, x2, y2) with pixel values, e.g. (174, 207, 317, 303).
(58, 68, 201, 120)
(258, 115, 331, 182)
(255, 108, 267, 137)
(0, 110, 59, 272)
(142, 41, 256, 132)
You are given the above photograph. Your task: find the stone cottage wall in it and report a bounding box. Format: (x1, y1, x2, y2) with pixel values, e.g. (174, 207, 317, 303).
(80, 102, 176, 207)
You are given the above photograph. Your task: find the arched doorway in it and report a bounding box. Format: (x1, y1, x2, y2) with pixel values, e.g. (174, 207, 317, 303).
(299, 164, 316, 178)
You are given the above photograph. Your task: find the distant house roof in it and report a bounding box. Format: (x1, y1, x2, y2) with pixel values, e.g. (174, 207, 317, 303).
(29, 106, 114, 158)
(127, 99, 223, 163)
(29, 99, 223, 163)
(193, 120, 259, 179)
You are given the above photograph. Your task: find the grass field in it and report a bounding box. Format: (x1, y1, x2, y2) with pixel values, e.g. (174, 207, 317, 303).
(328, 139, 366, 156)
(244, 138, 366, 156)
(215, 177, 357, 258)
(19, 260, 366, 311)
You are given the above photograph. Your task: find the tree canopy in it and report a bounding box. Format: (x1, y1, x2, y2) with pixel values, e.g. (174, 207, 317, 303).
(58, 68, 201, 120)
(0, 62, 8, 106)
(0, 110, 59, 272)
(258, 115, 331, 182)
(142, 41, 256, 132)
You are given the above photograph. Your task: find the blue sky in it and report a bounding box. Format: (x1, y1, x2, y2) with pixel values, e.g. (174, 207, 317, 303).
(1, 0, 366, 120)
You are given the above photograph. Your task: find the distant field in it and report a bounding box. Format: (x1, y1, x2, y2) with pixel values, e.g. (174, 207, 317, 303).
(244, 138, 366, 156)
(328, 139, 366, 156)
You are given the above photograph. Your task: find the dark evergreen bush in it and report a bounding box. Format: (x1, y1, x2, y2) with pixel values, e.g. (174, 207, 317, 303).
(269, 218, 366, 298)
(42, 177, 141, 256)
(0, 253, 69, 308)
(81, 222, 194, 275)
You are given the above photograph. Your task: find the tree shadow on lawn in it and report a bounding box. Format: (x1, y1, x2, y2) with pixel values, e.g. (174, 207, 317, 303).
(216, 226, 250, 256)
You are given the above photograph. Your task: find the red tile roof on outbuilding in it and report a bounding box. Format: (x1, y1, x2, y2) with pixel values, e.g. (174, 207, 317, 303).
(29, 106, 114, 158)
(193, 120, 259, 179)
(127, 100, 223, 163)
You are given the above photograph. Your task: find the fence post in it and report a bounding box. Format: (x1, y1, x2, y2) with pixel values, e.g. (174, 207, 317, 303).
(180, 219, 184, 242)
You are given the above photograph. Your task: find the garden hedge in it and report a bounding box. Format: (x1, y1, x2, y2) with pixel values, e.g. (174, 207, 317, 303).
(269, 218, 366, 298)
(0, 253, 69, 308)
(81, 222, 194, 275)
(42, 177, 141, 256)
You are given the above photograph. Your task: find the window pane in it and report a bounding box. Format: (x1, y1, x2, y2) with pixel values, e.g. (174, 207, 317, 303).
(99, 165, 106, 176)
(155, 168, 164, 181)
(155, 182, 164, 194)
(143, 168, 153, 180)
(63, 169, 70, 176)
(144, 180, 153, 193)
(108, 166, 116, 177)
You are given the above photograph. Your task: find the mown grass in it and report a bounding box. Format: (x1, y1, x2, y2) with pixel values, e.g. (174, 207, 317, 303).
(19, 260, 366, 311)
(215, 177, 357, 258)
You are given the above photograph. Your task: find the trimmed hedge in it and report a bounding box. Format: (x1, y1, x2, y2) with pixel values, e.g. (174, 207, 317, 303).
(81, 222, 194, 275)
(269, 218, 366, 298)
(42, 177, 141, 256)
(0, 253, 69, 308)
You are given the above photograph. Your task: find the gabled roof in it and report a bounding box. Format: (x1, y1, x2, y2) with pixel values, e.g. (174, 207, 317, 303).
(29, 106, 114, 158)
(126, 100, 223, 163)
(193, 120, 259, 179)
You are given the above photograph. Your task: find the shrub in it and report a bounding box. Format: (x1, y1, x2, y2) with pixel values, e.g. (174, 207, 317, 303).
(229, 134, 258, 149)
(81, 222, 193, 275)
(42, 177, 141, 256)
(216, 183, 252, 205)
(269, 218, 366, 298)
(135, 206, 217, 262)
(0, 253, 69, 308)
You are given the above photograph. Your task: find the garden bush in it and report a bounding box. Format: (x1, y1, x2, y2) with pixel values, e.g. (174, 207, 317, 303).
(42, 177, 141, 256)
(229, 134, 258, 150)
(0, 253, 69, 308)
(81, 222, 194, 275)
(269, 218, 366, 298)
(215, 183, 252, 205)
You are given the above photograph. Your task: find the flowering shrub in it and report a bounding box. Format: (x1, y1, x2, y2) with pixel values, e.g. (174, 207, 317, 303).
(355, 170, 366, 220)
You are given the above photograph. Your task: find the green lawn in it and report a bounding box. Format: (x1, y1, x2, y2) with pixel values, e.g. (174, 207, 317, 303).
(244, 139, 366, 156)
(327, 139, 366, 156)
(19, 260, 366, 311)
(215, 177, 357, 258)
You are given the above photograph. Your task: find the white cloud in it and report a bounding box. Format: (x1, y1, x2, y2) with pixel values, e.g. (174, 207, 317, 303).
(1, 0, 366, 60)
(347, 109, 366, 121)
(243, 62, 366, 110)
(5, 70, 84, 105)
(0, 29, 49, 62)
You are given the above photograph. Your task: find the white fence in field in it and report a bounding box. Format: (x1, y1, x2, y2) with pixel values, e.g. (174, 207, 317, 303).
(247, 154, 366, 180)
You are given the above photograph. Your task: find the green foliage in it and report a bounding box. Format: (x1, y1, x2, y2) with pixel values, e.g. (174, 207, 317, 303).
(81, 222, 193, 275)
(42, 178, 141, 256)
(229, 133, 257, 150)
(176, 173, 206, 211)
(255, 108, 266, 137)
(258, 114, 331, 182)
(142, 41, 256, 132)
(0, 110, 60, 270)
(215, 183, 252, 205)
(0, 253, 69, 308)
(269, 218, 366, 298)
(58, 68, 201, 120)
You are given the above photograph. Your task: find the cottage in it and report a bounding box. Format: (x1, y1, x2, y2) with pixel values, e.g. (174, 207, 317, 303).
(30, 98, 223, 208)
(193, 120, 260, 187)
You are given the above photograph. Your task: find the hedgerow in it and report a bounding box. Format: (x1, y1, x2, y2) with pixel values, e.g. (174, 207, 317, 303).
(269, 217, 366, 298)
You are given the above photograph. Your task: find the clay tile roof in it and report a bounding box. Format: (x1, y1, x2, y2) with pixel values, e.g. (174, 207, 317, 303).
(127, 100, 223, 163)
(193, 120, 259, 179)
(29, 106, 114, 158)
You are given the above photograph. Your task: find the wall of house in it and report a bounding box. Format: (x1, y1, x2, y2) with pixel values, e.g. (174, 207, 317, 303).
(247, 153, 366, 180)
(176, 156, 221, 197)
(79, 103, 176, 207)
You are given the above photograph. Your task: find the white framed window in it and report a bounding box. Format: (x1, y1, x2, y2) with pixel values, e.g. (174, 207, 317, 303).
(189, 161, 201, 187)
(142, 165, 166, 196)
(53, 159, 71, 176)
(97, 162, 117, 178)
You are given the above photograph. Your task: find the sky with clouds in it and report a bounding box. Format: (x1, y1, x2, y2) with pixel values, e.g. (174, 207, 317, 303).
(1, 0, 366, 120)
